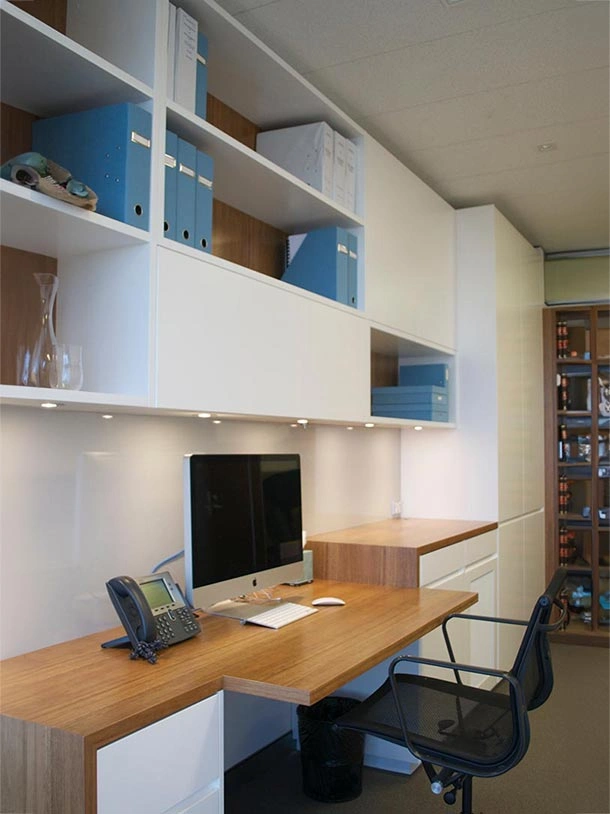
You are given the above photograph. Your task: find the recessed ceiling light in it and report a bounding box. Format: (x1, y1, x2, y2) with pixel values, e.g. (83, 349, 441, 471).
(364, 422, 375, 428)
(197, 412, 211, 418)
(414, 425, 424, 431)
(41, 402, 58, 409)
(537, 142, 557, 152)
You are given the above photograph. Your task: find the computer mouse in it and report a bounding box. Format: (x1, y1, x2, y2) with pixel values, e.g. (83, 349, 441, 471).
(312, 596, 345, 606)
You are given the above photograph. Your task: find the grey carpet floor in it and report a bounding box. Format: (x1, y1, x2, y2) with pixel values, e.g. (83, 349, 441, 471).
(225, 644, 610, 814)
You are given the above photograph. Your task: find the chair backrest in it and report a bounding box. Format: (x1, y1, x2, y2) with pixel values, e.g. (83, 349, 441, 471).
(511, 567, 568, 711)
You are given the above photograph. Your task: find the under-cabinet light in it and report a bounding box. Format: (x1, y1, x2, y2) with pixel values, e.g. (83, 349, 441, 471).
(364, 423, 375, 428)
(346, 426, 354, 431)
(197, 412, 211, 418)
(212, 419, 222, 424)
(101, 414, 113, 420)
(41, 402, 58, 409)
(297, 419, 308, 425)
(290, 423, 298, 428)
(414, 425, 423, 431)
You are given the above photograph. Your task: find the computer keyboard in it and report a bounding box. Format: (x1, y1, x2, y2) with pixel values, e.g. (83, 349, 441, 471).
(246, 602, 318, 629)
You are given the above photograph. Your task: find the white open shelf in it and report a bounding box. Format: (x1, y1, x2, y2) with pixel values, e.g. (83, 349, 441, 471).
(166, 105, 363, 233)
(0, 0, 152, 117)
(0, 180, 150, 258)
(0, 385, 148, 411)
(179, 0, 362, 138)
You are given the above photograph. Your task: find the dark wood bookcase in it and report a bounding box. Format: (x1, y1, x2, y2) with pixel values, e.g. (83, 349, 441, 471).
(544, 303, 610, 645)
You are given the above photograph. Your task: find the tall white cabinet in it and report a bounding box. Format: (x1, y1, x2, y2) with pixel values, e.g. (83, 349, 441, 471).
(401, 205, 545, 668)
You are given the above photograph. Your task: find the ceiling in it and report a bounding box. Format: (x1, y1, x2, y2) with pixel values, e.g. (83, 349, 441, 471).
(214, 0, 609, 254)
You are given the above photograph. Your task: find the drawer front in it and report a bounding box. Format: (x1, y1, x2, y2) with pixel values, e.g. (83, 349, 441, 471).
(419, 541, 465, 586)
(98, 694, 222, 814)
(465, 529, 497, 567)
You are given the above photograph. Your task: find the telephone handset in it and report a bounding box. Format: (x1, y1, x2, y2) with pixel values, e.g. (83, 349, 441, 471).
(103, 571, 200, 661)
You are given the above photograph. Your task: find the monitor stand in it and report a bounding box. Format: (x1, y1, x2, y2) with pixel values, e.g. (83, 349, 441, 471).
(205, 597, 287, 622)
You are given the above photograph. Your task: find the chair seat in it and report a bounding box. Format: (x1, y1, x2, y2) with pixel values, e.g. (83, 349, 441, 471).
(337, 673, 521, 773)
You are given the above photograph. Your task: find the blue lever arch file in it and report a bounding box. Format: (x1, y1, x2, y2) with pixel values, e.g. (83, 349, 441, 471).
(195, 32, 208, 120)
(176, 138, 197, 247)
(347, 232, 358, 308)
(195, 149, 213, 252)
(32, 103, 151, 230)
(164, 130, 178, 241)
(283, 226, 349, 305)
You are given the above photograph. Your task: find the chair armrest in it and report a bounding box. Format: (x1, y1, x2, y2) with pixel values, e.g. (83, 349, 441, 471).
(441, 613, 529, 682)
(390, 652, 522, 690)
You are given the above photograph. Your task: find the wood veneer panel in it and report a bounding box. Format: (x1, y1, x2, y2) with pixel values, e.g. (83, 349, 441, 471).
(371, 352, 398, 388)
(307, 540, 418, 588)
(0, 246, 57, 385)
(212, 200, 286, 279)
(1, 103, 37, 163)
(9, 0, 67, 32)
(207, 94, 260, 151)
(0, 716, 86, 814)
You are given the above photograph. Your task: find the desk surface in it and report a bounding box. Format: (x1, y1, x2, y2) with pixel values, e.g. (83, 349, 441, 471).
(0, 579, 476, 750)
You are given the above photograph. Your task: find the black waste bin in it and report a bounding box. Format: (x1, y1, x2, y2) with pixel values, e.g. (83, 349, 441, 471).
(297, 696, 365, 803)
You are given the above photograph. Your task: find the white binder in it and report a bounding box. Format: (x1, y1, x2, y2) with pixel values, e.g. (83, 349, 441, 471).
(167, 2, 177, 100)
(174, 7, 198, 111)
(345, 139, 357, 212)
(332, 131, 346, 207)
(256, 121, 334, 198)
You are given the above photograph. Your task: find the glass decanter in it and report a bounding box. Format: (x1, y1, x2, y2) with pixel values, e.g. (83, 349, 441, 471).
(28, 272, 58, 388)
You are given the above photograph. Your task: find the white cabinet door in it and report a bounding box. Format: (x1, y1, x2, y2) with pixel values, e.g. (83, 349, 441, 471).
(163, 787, 221, 814)
(97, 694, 223, 814)
(155, 248, 370, 420)
(363, 137, 455, 350)
(464, 556, 497, 688)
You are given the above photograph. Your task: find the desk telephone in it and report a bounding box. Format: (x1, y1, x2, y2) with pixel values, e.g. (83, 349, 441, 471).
(103, 571, 200, 662)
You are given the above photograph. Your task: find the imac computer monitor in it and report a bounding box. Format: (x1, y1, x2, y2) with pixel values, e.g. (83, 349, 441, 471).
(184, 453, 304, 618)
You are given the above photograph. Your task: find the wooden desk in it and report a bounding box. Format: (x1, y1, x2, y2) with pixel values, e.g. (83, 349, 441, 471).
(0, 579, 476, 814)
(308, 518, 497, 587)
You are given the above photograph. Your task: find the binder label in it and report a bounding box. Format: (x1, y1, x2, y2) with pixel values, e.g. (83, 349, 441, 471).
(179, 163, 196, 177)
(165, 154, 177, 168)
(197, 174, 213, 189)
(337, 242, 348, 254)
(131, 131, 151, 149)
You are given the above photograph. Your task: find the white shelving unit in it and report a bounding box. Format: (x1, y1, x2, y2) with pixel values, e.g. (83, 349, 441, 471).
(0, 0, 456, 429)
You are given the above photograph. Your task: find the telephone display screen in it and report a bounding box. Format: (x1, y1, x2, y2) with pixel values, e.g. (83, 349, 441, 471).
(139, 578, 173, 610)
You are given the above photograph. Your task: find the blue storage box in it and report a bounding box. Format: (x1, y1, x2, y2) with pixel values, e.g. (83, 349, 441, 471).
(371, 385, 448, 406)
(399, 364, 448, 389)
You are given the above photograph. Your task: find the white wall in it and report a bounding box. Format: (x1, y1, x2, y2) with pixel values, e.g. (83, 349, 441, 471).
(0, 407, 400, 660)
(0, 407, 400, 769)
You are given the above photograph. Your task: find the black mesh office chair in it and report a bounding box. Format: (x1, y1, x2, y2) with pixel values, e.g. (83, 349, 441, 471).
(335, 568, 568, 814)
